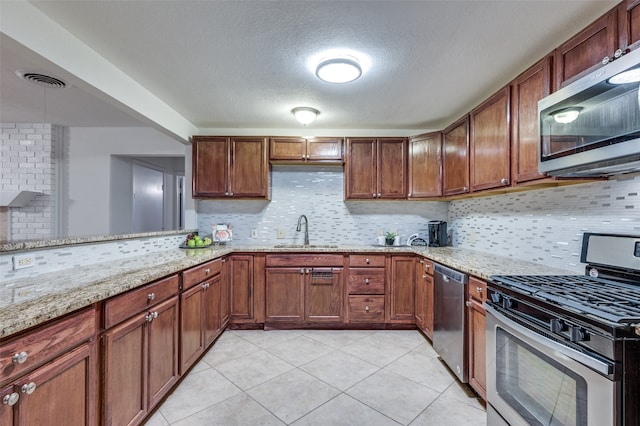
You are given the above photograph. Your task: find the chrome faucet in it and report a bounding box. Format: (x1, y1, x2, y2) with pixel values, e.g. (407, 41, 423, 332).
(296, 215, 309, 246)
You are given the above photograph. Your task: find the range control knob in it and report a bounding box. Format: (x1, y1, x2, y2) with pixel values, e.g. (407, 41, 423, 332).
(502, 297, 516, 309)
(550, 319, 567, 333)
(490, 292, 501, 303)
(569, 326, 589, 343)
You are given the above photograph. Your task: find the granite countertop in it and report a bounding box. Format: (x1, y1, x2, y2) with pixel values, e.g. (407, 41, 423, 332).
(0, 244, 577, 339)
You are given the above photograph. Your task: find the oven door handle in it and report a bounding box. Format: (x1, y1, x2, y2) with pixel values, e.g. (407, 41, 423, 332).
(486, 304, 613, 376)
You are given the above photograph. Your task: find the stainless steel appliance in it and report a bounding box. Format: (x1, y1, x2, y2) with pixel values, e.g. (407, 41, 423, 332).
(433, 263, 468, 383)
(486, 233, 640, 426)
(538, 47, 640, 177)
(428, 220, 447, 247)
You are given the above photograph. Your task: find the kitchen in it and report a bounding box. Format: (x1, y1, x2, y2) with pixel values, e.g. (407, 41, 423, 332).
(2, 1, 640, 425)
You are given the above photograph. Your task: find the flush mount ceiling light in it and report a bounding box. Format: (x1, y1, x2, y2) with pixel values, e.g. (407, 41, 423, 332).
(552, 107, 583, 124)
(316, 56, 362, 83)
(608, 68, 640, 84)
(292, 107, 319, 125)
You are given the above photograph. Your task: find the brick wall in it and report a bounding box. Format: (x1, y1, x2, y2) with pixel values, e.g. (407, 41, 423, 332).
(0, 123, 59, 240)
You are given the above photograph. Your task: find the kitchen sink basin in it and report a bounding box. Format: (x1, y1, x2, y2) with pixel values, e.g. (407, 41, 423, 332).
(273, 244, 339, 249)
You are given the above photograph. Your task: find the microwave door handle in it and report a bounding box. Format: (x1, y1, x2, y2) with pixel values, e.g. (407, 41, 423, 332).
(485, 304, 613, 376)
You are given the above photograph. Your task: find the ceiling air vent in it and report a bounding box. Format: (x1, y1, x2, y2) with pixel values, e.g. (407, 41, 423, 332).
(16, 71, 68, 89)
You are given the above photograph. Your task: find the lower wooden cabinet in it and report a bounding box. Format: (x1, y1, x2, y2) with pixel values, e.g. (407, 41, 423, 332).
(467, 277, 487, 399)
(265, 268, 305, 322)
(103, 296, 179, 426)
(415, 257, 434, 338)
(387, 256, 416, 323)
(4, 341, 96, 426)
(229, 255, 255, 321)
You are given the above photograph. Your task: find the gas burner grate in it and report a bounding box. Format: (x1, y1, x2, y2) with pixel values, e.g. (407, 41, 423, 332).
(490, 275, 640, 324)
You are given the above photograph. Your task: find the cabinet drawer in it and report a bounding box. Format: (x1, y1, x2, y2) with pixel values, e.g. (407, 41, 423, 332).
(265, 254, 343, 267)
(348, 255, 385, 268)
(347, 269, 385, 294)
(469, 277, 487, 303)
(182, 259, 222, 289)
(104, 274, 179, 328)
(348, 296, 385, 322)
(0, 307, 96, 385)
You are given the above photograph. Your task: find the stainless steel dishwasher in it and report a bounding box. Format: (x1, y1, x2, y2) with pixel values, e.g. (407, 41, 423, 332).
(432, 263, 468, 383)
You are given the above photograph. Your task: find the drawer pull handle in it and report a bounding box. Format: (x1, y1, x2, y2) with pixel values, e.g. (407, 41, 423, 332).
(12, 351, 28, 364)
(3, 392, 19, 406)
(21, 382, 36, 395)
(365, 306, 370, 312)
(148, 293, 155, 300)
(476, 287, 483, 293)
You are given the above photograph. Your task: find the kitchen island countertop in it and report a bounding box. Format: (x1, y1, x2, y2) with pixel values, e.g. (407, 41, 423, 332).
(0, 244, 576, 339)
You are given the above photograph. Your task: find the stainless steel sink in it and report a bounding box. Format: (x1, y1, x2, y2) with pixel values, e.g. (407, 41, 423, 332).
(273, 244, 339, 249)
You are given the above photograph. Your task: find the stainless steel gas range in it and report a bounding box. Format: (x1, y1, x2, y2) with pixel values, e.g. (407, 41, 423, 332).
(485, 233, 640, 426)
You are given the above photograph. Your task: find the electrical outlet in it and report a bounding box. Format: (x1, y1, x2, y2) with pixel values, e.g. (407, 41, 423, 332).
(276, 228, 286, 239)
(13, 254, 35, 270)
(250, 229, 258, 239)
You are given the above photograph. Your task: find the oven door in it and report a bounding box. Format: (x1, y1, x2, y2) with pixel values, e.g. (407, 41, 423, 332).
(486, 305, 615, 426)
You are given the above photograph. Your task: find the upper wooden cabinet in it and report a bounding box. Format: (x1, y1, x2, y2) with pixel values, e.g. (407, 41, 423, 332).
(345, 138, 407, 200)
(620, 0, 640, 52)
(408, 132, 442, 199)
(511, 55, 553, 184)
(470, 85, 511, 192)
(269, 137, 343, 164)
(192, 136, 269, 199)
(555, 5, 620, 88)
(442, 116, 470, 196)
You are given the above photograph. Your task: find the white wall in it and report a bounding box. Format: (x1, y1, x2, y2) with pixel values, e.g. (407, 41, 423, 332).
(64, 127, 186, 236)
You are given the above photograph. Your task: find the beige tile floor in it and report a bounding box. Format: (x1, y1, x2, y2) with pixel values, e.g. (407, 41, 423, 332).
(145, 329, 487, 426)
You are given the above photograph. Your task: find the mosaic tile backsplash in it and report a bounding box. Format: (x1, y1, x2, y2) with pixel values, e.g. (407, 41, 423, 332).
(448, 174, 640, 273)
(197, 166, 449, 246)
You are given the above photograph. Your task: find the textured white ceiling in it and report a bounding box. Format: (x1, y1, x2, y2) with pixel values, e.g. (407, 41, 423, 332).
(2, 0, 617, 133)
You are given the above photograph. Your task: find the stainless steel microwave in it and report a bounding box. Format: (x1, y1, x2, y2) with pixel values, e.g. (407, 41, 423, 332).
(538, 48, 640, 177)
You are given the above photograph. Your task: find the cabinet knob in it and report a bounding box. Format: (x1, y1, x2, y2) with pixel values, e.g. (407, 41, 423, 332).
(229, 192, 234, 196)
(3, 392, 19, 406)
(306, 154, 310, 160)
(365, 278, 369, 284)
(365, 306, 370, 312)
(419, 259, 424, 264)
(465, 301, 472, 308)
(300, 268, 305, 274)
(372, 193, 376, 197)
(145, 311, 158, 322)
(377, 193, 381, 197)
(614, 48, 624, 59)
(476, 287, 483, 293)
(147, 293, 155, 300)
(222, 258, 226, 263)
(425, 264, 431, 270)
(500, 178, 508, 185)
(204, 268, 210, 274)
(225, 192, 229, 196)
(21, 382, 36, 395)
(12, 351, 28, 364)
(365, 258, 370, 264)
(463, 186, 469, 192)
(422, 274, 427, 278)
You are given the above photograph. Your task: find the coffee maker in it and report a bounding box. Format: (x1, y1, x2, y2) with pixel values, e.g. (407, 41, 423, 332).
(428, 221, 447, 247)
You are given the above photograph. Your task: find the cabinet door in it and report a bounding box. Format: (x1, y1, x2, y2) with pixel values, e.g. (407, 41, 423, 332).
(147, 296, 179, 410)
(306, 268, 343, 322)
(269, 137, 306, 161)
(192, 137, 229, 198)
(377, 138, 407, 199)
(408, 133, 442, 198)
(387, 256, 415, 323)
(220, 257, 230, 327)
(230, 255, 254, 320)
(0, 384, 13, 426)
(229, 137, 268, 198)
(470, 85, 511, 192)
(307, 138, 343, 162)
(14, 342, 96, 426)
(425, 273, 434, 338)
(442, 116, 470, 196)
(203, 276, 221, 346)
(468, 299, 487, 400)
(555, 8, 618, 87)
(180, 284, 204, 373)
(511, 56, 552, 184)
(103, 312, 148, 426)
(620, 0, 640, 52)
(345, 138, 377, 199)
(265, 268, 305, 322)
(414, 259, 427, 330)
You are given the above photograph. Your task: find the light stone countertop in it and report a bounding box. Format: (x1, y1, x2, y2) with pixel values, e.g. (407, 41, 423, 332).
(0, 244, 577, 339)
